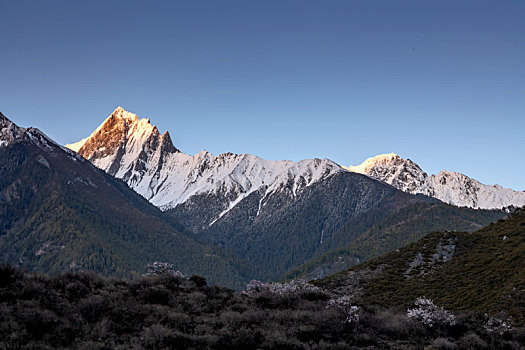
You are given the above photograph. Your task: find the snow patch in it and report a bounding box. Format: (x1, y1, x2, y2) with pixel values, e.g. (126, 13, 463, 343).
(37, 156, 50, 169)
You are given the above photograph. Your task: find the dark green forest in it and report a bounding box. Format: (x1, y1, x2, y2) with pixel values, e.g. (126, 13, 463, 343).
(287, 202, 505, 280)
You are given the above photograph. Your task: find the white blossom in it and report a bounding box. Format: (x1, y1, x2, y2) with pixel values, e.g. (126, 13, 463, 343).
(326, 296, 360, 324)
(407, 297, 456, 327)
(243, 279, 322, 296)
(144, 262, 186, 278)
(484, 314, 512, 335)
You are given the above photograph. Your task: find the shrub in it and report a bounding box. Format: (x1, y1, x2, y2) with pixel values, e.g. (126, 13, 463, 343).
(0, 265, 522, 349)
(0, 264, 23, 287)
(326, 296, 360, 324)
(243, 279, 322, 297)
(483, 314, 512, 335)
(407, 297, 456, 327)
(141, 323, 172, 349)
(79, 295, 108, 323)
(141, 285, 171, 305)
(375, 309, 413, 336)
(432, 337, 457, 350)
(189, 275, 207, 288)
(144, 262, 186, 279)
(457, 332, 488, 349)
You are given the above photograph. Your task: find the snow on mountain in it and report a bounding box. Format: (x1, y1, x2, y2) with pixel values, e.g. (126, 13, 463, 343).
(428, 170, 525, 210)
(1, 112, 82, 160)
(65, 107, 523, 213)
(346, 153, 433, 196)
(1, 112, 26, 146)
(66, 107, 342, 220)
(346, 153, 525, 209)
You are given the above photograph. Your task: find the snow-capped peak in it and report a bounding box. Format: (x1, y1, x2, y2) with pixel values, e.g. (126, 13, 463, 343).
(0, 112, 84, 163)
(346, 153, 401, 175)
(344, 153, 431, 196)
(346, 153, 525, 210)
(66, 108, 342, 223)
(113, 106, 139, 123)
(66, 107, 155, 152)
(66, 107, 178, 176)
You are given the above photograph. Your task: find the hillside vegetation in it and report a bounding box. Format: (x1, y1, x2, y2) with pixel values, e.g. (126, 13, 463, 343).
(286, 202, 505, 281)
(316, 207, 525, 325)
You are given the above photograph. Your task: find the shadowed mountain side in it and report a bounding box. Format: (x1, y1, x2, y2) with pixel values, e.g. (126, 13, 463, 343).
(171, 172, 503, 282)
(286, 202, 505, 281)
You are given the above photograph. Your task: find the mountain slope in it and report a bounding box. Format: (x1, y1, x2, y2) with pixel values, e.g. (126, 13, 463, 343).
(286, 202, 505, 281)
(346, 153, 525, 209)
(173, 171, 420, 281)
(315, 207, 525, 325)
(0, 112, 245, 288)
(66, 107, 506, 282)
(170, 171, 505, 282)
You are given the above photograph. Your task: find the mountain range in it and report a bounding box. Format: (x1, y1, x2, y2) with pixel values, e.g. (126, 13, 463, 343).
(63, 107, 510, 281)
(67, 108, 525, 213)
(66, 107, 343, 220)
(1, 106, 519, 288)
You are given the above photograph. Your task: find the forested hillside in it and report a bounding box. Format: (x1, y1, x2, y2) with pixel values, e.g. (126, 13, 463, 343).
(286, 202, 505, 280)
(316, 207, 525, 325)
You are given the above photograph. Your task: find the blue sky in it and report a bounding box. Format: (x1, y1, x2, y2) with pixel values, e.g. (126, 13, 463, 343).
(1, 0, 524, 189)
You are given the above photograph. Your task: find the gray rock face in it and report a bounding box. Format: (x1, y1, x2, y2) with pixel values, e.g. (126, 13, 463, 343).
(403, 237, 458, 280)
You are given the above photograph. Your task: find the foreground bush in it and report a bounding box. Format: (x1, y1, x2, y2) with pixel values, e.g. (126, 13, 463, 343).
(0, 265, 522, 349)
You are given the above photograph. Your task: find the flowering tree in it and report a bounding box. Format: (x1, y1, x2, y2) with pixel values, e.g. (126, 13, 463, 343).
(243, 279, 322, 296)
(484, 314, 512, 335)
(244, 279, 268, 293)
(407, 297, 456, 327)
(326, 296, 360, 324)
(144, 262, 186, 278)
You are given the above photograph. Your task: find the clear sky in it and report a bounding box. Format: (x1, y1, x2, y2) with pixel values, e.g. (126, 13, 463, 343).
(1, 0, 524, 189)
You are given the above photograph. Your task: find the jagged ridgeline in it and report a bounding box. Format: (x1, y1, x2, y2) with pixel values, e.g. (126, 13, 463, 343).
(315, 208, 525, 325)
(0, 112, 246, 288)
